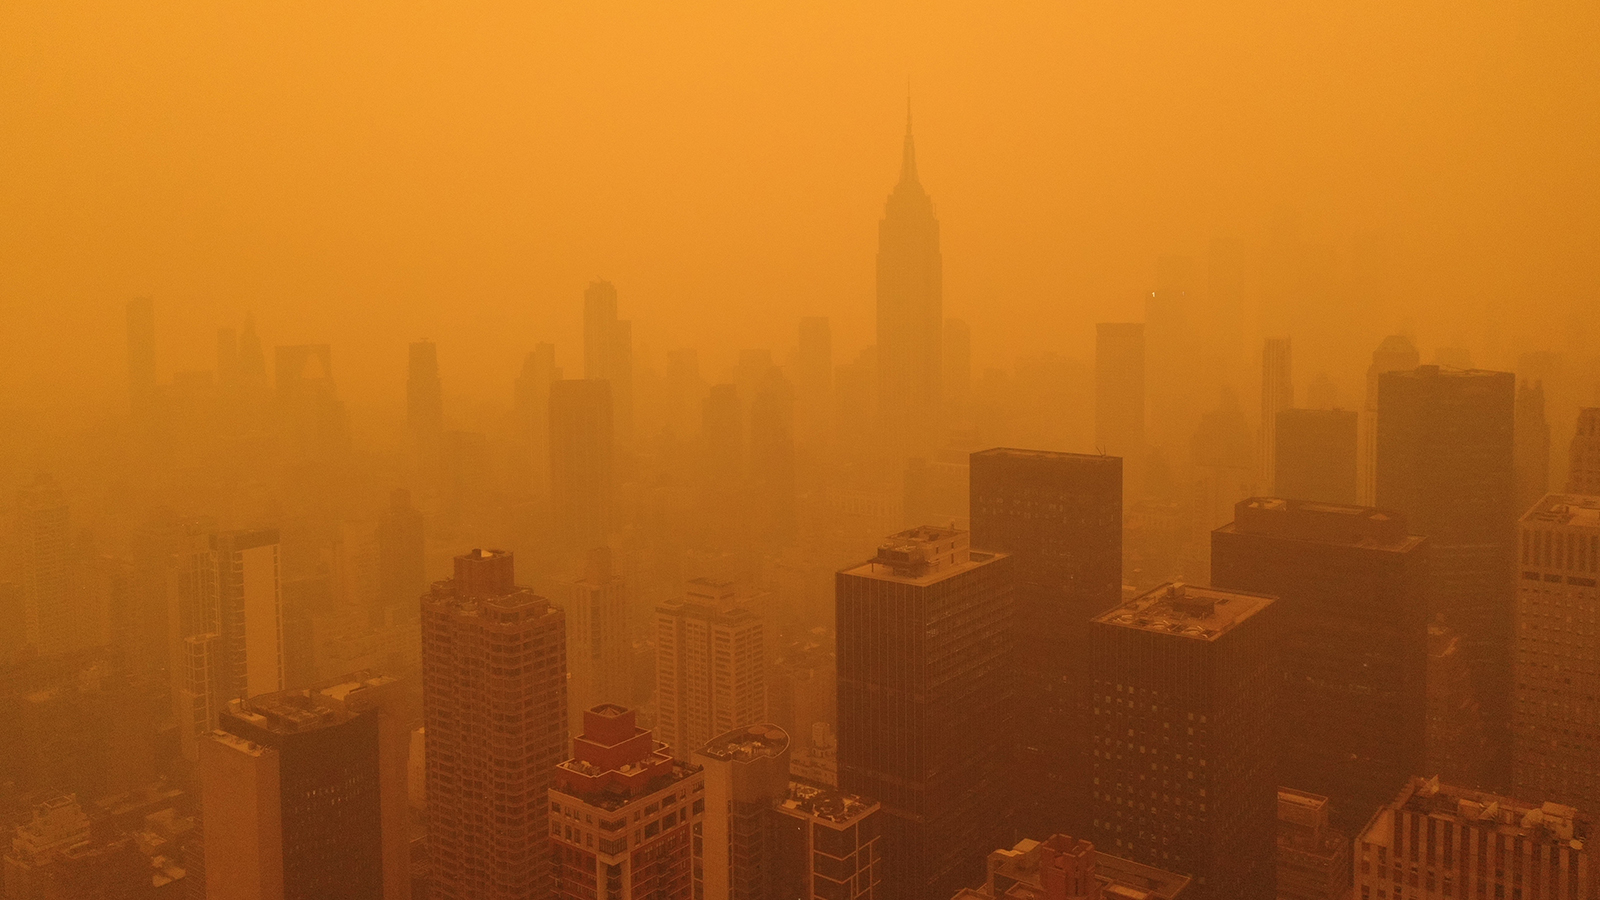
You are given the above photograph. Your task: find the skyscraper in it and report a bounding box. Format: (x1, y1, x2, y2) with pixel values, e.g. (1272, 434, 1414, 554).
(549, 705, 704, 900)
(558, 547, 630, 735)
(1512, 494, 1600, 814)
(1259, 337, 1294, 489)
(127, 297, 156, 416)
(1211, 497, 1428, 833)
(1515, 380, 1552, 515)
(969, 448, 1121, 841)
(943, 318, 971, 409)
(215, 528, 285, 703)
(836, 527, 1015, 900)
(583, 280, 633, 448)
(375, 488, 425, 617)
(550, 379, 615, 550)
(1272, 408, 1358, 504)
(1091, 583, 1279, 900)
(17, 475, 72, 658)
(1094, 323, 1145, 472)
(201, 673, 411, 900)
(513, 343, 560, 495)
(748, 367, 797, 543)
(655, 578, 767, 756)
(422, 549, 567, 900)
(794, 317, 833, 444)
(1358, 335, 1420, 505)
(407, 340, 443, 443)
(1570, 408, 1600, 494)
(875, 105, 943, 456)
(1376, 365, 1516, 787)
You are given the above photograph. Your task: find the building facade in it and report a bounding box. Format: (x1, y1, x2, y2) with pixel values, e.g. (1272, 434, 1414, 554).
(559, 547, 631, 736)
(655, 579, 767, 757)
(1275, 789, 1350, 900)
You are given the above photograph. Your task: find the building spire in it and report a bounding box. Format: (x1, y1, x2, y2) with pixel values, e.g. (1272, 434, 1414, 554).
(900, 90, 918, 184)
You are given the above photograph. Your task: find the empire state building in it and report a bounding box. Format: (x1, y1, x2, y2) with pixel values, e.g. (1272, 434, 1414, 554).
(876, 105, 943, 456)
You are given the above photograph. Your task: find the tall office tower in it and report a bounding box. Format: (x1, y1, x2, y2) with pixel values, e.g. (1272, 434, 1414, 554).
(583, 280, 634, 448)
(1090, 583, 1279, 900)
(837, 527, 1016, 900)
(1571, 409, 1600, 494)
(1516, 380, 1552, 515)
(274, 344, 350, 458)
(407, 340, 443, 442)
(748, 368, 797, 543)
(1513, 494, 1600, 814)
(1354, 777, 1595, 900)
(127, 297, 156, 415)
(201, 674, 410, 900)
(550, 379, 615, 550)
(951, 835, 1191, 900)
(794, 317, 833, 443)
(1274, 790, 1350, 900)
(1271, 408, 1358, 504)
(217, 326, 240, 389)
(375, 488, 424, 617)
(1095, 323, 1145, 468)
(1145, 257, 1197, 450)
(214, 529, 285, 703)
(1376, 365, 1516, 787)
(422, 549, 567, 900)
(655, 580, 767, 756)
(1358, 335, 1420, 505)
(238, 315, 268, 388)
(17, 475, 72, 658)
(559, 548, 630, 735)
(875, 105, 943, 457)
(693, 724, 883, 900)
(943, 318, 972, 407)
(513, 343, 560, 493)
(172, 521, 222, 760)
(549, 705, 705, 900)
(1211, 498, 1427, 833)
(1259, 337, 1294, 488)
(969, 449, 1121, 840)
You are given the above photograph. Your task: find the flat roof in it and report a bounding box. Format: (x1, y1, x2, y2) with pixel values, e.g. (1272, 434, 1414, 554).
(696, 724, 790, 762)
(1522, 493, 1600, 528)
(1094, 582, 1274, 642)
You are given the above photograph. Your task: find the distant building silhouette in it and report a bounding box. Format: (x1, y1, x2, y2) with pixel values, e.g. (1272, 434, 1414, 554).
(1570, 408, 1600, 494)
(1091, 583, 1279, 900)
(407, 340, 443, 444)
(749, 368, 797, 542)
(1259, 337, 1294, 489)
(1515, 380, 1552, 515)
(876, 105, 943, 456)
(513, 343, 560, 495)
(1376, 365, 1516, 789)
(836, 527, 1015, 900)
(550, 379, 614, 550)
(549, 705, 703, 900)
(557, 548, 630, 736)
(1095, 323, 1145, 480)
(422, 549, 567, 900)
(201, 673, 410, 900)
(1272, 408, 1357, 504)
(794, 317, 833, 444)
(969, 449, 1121, 841)
(583, 280, 633, 448)
(17, 475, 73, 659)
(1512, 494, 1600, 815)
(1212, 497, 1427, 833)
(127, 297, 156, 416)
(375, 489, 424, 617)
(1358, 335, 1419, 506)
(655, 578, 767, 756)
(943, 318, 971, 408)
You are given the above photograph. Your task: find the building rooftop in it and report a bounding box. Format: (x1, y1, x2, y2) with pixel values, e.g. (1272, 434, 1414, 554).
(1219, 497, 1423, 552)
(971, 447, 1119, 465)
(1359, 776, 1590, 849)
(223, 689, 358, 736)
(696, 724, 790, 763)
(841, 526, 1004, 584)
(777, 778, 878, 828)
(952, 834, 1189, 900)
(1094, 582, 1274, 642)
(1521, 493, 1600, 528)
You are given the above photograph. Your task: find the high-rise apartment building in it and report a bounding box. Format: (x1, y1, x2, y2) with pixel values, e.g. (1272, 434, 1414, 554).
(550, 379, 615, 550)
(1094, 323, 1145, 472)
(549, 705, 704, 900)
(407, 340, 443, 443)
(1354, 777, 1595, 900)
(1274, 789, 1350, 900)
(200, 673, 410, 900)
(1358, 335, 1420, 506)
(559, 547, 630, 736)
(1513, 494, 1600, 814)
(655, 578, 766, 757)
(1376, 365, 1516, 788)
(1259, 337, 1294, 489)
(1569, 408, 1600, 494)
(970, 449, 1121, 840)
(1272, 408, 1358, 504)
(1090, 583, 1279, 900)
(422, 549, 567, 900)
(1211, 498, 1428, 832)
(951, 834, 1191, 900)
(693, 723, 883, 900)
(216, 528, 285, 703)
(583, 280, 634, 448)
(17, 475, 72, 659)
(837, 526, 1015, 900)
(876, 107, 943, 456)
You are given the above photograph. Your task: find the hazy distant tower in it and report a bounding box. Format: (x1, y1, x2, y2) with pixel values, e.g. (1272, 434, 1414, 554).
(422, 549, 567, 900)
(407, 340, 443, 443)
(1571, 408, 1600, 494)
(17, 475, 72, 658)
(549, 380, 615, 550)
(1515, 380, 1552, 515)
(1095, 323, 1146, 477)
(1260, 337, 1294, 488)
(583, 281, 634, 448)
(1358, 335, 1420, 505)
(1273, 408, 1358, 504)
(655, 579, 767, 756)
(1376, 366, 1516, 789)
(127, 297, 156, 416)
(558, 548, 630, 736)
(875, 104, 943, 456)
(375, 489, 425, 616)
(513, 343, 560, 495)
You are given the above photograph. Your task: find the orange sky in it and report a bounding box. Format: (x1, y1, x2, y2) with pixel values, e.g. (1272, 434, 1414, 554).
(2, 1, 1596, 412)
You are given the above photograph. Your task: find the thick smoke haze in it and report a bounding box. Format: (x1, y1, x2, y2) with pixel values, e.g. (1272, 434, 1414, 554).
(3, 1, 1597, 419)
